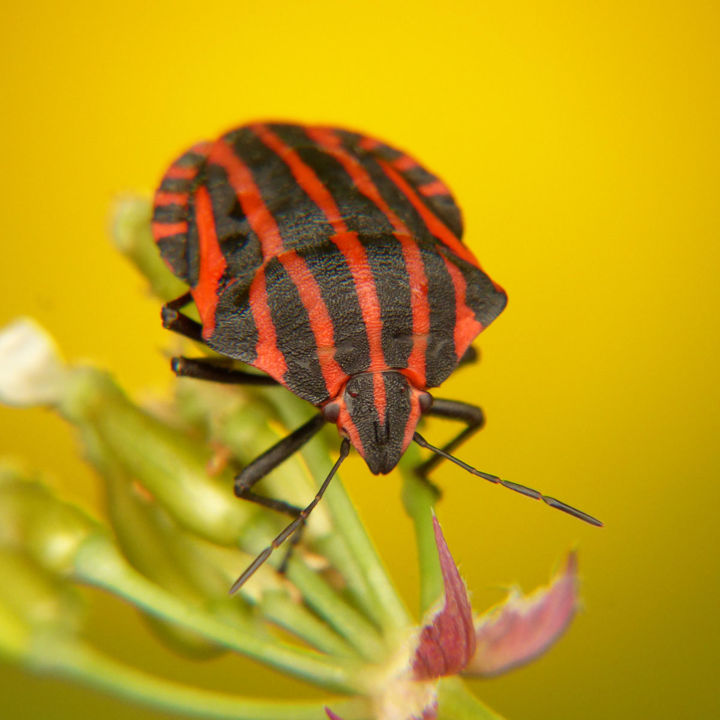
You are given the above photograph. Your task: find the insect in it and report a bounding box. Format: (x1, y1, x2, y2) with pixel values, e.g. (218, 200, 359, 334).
(152, 122, 602, 590)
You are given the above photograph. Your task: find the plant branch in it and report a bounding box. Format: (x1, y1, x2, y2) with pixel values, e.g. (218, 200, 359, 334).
(72, 533, 368, 694)
(399, 445, 443, 615)
(36, 637, 371, 720)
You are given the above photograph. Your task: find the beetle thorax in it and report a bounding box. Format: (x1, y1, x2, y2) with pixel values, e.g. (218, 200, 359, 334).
(322, 371, 432, 475)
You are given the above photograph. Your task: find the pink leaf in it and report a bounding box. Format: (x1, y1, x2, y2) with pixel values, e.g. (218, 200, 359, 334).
(325, 709, 343, 720)
(464, 552, 579, 677)
(412, 516, 476, 680)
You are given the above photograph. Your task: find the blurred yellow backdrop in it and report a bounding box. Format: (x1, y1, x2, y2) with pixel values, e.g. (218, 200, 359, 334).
(2, 1, 719, 718)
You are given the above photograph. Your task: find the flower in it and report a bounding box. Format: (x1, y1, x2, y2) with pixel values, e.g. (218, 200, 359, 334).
(0, 318, 67, 407)
(327, 516, 579, 720)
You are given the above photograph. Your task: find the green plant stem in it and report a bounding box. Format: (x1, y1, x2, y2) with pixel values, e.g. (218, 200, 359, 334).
(285, 559, 387, 661)
(399, 445, 443, 615)
(35, 637, 371, 720)
(258, 590, 357, 658)
(60, 369, 252, 546)
(72, 533, 368, 694)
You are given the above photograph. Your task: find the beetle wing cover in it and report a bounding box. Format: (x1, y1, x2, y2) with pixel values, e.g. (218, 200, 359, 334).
(153, 123, 507, 399)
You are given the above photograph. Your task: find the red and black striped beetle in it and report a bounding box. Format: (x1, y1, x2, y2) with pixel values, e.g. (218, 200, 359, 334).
(152, 122, 601, 589)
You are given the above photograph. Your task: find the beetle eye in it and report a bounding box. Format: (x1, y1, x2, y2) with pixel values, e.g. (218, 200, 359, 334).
(419, 392, 433, 411)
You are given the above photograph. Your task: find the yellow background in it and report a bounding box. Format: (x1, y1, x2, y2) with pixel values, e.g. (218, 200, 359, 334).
(2, 1, 719, 717)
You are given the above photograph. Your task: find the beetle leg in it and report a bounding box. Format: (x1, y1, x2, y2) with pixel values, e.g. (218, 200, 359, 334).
(457, 345, 479, 368)
(164, 291, 194, 311)
(415, 398, 486, 480)
(161, 292, 203, 342)
(234, 414, 327, 496)
(231, 439, 350, 593)
(171, 356, 278, 385)
(233, 480, 307, 577)
(234, 414, 327, 573)
(233, 488, 303, 518)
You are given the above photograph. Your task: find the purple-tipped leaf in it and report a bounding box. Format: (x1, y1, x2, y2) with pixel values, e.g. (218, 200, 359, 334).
(464, 552, 579, 677)
(412, 516, 476, 681)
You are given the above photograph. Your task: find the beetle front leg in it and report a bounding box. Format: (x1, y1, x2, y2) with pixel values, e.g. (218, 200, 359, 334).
(234, 414, 327, 497)
(415, 398, 486, 481)
(234, 414, 327, 572)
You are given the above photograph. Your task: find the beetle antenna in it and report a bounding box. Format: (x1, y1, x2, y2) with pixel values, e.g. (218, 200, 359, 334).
(230, 438, 351, 594)
(413, 432, 603, 527)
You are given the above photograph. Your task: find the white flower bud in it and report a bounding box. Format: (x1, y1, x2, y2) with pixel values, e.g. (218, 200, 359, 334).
(0, 318, 67, 407)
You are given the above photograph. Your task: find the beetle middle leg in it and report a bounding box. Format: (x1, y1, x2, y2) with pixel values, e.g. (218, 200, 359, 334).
(171, 356, 279, 385)
(415, 398, 486, 494)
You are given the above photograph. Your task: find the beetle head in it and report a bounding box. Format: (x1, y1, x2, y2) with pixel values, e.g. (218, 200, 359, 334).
(323, 371, 432, 474)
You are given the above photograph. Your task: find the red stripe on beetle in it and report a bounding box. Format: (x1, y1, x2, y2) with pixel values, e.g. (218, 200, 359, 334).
(401, 392, 423, 455)
(393, 233, 430, 388)
(418, 180, 451, 197)
(252, 124, 347, 232)
(307, 128, 408, 229)
(442, 255, 484, 360)
(307, 127, 431, 386)
(190, 186, 226, 338)
(213, 134, 346, 395)
(154, 191, 189, 206)
(187, 141, 212, 157)
(336, 403, 364, 457)
(164, 164, 198, 180)
(278, 250, 347, 397)
(248, 270, 288, 379)
(329, 232, 387, 374)
(255, 124, 388, 376)
(358, 136, 380, 151)
(209, 139, 284, 258)
(209, 139, 287, 376)
(391, 155, 417, 171)
(374, 158, 480, 269)
(152, 221, 187, 239)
